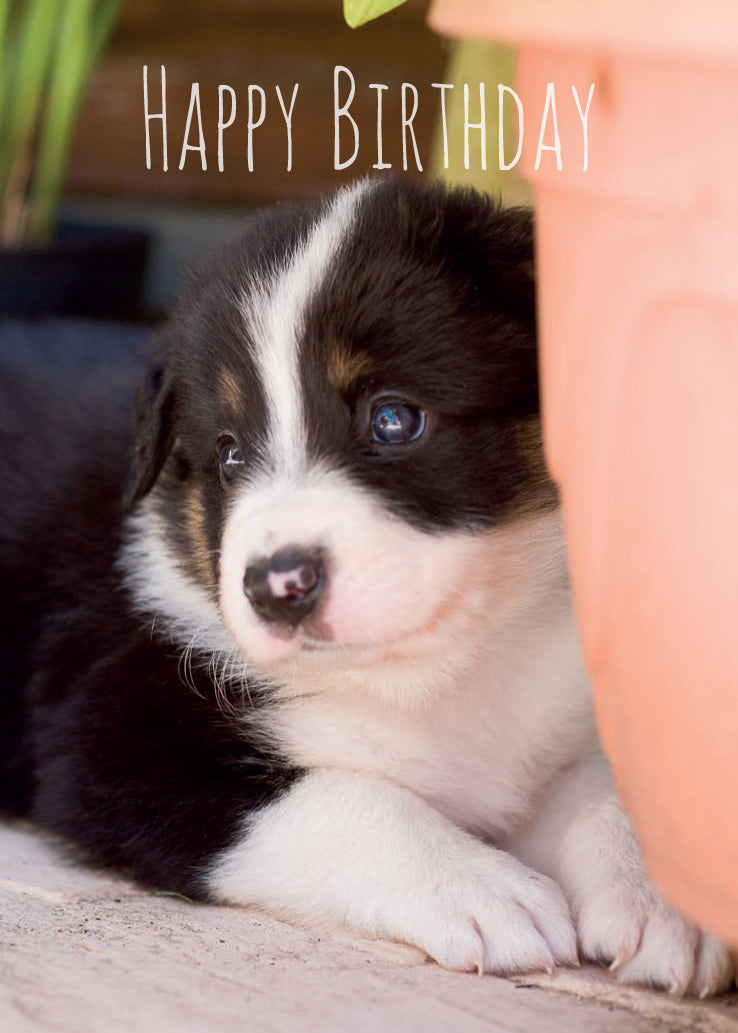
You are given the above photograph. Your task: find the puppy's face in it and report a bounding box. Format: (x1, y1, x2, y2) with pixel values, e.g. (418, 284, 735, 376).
(128, 180, 561, 698)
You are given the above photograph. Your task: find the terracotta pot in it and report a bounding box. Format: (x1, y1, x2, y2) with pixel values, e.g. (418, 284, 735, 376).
(429, 0, 738, 945)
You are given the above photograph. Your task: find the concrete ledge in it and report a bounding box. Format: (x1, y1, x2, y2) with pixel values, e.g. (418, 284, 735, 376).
(2, 822, 736, 1033)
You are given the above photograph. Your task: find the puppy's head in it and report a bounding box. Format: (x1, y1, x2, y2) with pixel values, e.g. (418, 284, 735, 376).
(126, 179, 562, 701)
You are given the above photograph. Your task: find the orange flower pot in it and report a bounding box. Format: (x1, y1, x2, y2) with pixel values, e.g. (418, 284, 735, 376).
(429, 0, 738, 946)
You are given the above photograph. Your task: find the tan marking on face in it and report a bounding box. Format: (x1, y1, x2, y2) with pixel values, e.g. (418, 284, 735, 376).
(326, 344, 372, 393)
(185, 484, 216, 588)
(219, 367, 245, 422)
(513, 416, 559, 515)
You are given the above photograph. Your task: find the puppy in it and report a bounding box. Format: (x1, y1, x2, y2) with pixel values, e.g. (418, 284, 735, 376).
(0, 178, 733, 995)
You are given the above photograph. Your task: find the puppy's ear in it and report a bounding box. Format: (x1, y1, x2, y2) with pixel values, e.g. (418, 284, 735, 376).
(432, 187, 537, 330)
(124, 347, 176, 509)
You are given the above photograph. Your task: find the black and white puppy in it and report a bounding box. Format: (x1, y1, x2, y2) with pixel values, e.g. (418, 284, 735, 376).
(0, 179, 733, 995)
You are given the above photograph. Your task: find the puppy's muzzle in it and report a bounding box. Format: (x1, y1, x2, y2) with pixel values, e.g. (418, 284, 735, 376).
(243, 546, 324, 628)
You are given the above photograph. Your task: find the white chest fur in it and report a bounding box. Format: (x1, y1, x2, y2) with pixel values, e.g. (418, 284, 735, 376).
(259, 604, 595, 842)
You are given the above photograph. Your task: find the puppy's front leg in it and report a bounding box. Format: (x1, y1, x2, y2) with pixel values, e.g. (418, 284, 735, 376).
(509, 751, 735, 996)
(208, 768, 577, 975)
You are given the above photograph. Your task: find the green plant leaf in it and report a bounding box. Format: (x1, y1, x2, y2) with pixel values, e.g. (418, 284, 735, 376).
(0, 0, 123, 245)
(343, 0, 409, 29)
(26, 0, 123, 243)
(0, 1, 60, 242)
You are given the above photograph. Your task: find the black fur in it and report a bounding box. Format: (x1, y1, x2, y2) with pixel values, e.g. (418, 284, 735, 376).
(0, 321, 299, 896)
(0, 180, 540, 896)
(301, 180, 539, 529)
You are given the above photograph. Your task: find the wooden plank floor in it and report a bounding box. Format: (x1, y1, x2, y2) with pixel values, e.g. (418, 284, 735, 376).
(2, 822, 737, 1033)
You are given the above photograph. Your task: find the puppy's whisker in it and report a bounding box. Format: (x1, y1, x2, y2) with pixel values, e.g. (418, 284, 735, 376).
(177, 631, 207, 699)
(201, 645, 251, 717)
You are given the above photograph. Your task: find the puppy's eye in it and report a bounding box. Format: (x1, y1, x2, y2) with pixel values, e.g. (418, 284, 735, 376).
(217, 435, 245, 483)
(370, 400, 426, 445)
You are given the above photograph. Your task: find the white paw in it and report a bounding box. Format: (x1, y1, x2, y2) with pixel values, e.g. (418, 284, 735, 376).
(211, 770, 578, 979)
(576, 878, 735, 997)
(402, 848, 578, 976)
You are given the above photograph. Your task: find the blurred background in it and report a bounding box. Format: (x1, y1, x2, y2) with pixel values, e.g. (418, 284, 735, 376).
(66, 0, 450, 312)
(0, 0, 529, 320)
(0, 0, 447, 317)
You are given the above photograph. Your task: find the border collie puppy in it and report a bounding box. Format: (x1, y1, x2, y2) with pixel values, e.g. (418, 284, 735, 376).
(0, 179, 733, 995)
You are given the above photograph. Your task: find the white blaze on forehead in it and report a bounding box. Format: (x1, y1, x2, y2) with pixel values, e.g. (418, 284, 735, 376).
(240, 181, 369, 475)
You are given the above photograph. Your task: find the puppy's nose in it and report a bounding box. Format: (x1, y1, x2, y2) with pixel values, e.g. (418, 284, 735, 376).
(243, 546, 324, 627)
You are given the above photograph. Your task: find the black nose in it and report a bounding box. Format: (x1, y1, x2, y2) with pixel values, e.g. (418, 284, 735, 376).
(243, 546, 325, 627)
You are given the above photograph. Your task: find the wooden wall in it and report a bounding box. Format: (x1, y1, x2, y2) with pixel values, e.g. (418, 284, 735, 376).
(67, 0, 448, 206)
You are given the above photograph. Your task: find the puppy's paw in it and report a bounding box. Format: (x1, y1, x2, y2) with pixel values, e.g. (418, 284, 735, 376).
(211, 770, 578, 979)
(409, 851, 578, 976)
(576, 879, 735, 997)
